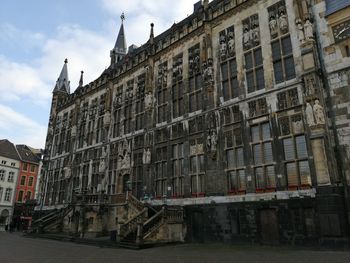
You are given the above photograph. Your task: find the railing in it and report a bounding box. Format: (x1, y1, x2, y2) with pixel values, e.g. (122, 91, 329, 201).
(142, 208, 165, 239)
(119, 208, 147, 238)
(127, 193, 144, 212)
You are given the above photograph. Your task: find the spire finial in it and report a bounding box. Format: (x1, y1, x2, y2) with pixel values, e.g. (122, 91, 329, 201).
(79, 71, 84, 87)
(64, 58, 68, 64)
(121, 12, 125, 23)
(150, 23, 154, 44)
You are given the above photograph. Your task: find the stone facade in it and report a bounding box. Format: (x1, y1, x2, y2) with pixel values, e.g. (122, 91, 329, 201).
(36, 0, 350, 244)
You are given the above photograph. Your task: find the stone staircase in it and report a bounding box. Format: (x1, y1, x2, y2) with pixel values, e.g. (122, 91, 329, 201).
(32, 205, 73, 233)
(118, 194, 184, 247)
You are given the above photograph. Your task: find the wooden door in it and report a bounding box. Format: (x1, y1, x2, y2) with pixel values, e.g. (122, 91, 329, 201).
(260, 209, 279, 245)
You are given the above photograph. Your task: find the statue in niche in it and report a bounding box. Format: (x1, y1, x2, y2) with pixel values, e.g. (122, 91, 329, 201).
(227, 31, 235, 56)
(313, 100, 325, 125)
(142, 148, 151, 165)
(269, 13, 278, 36)
(103, 111, 111, 126)
(252, 25, 260, 45)
(278, 7, 288, 32)
(194, 49, 201, 73)
(145, 91, 154, 110)
(304, 18, 313, 40)
(296, 19, 305, 43)
(243, 24, 251, 49)
(305, 75, 316, 95)
(305, 102, 315, 126)
(203, 59, 214, 85)
(119, 141, 131, 170)
(219, 35, 227, 60)
(207, 129, 218, 158)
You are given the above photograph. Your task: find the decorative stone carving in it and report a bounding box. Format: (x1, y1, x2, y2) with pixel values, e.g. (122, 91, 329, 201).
(305, 102, 315, 126)
(278, 6, 288, 33)
(304, 74, 316, 96)
(313, 100, 325, 125)
(219, 34, 227, 60)
(227, 31, 235, 56)
(145, 91, 154, 110)
(269, 13, 278, 37)
(292, 120, 304, 134)
(71, 125, 77, 137)
(252, 24, 260, 45)
(203, 59, 214, 85)
(243, 24, 251, 50)
(119, 140, 131, 170)
(142, 148, 151, 165)
(294, 19, 304, 44)
(172, 57, 183, 82)
(63, 167, 71, 179)
(304, 19, 313, 40)
(207, 129, 218, 159)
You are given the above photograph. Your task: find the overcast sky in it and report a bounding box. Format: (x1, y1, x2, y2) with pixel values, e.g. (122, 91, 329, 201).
(0, 0, 199, 149)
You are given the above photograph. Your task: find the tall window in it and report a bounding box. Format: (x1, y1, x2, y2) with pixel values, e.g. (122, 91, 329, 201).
(7, 172, 14, 182)
(189, 139, 205, 196)
(4, 188, 12, 202)
(243, 15, 265, 93)
(157, 62, 168, 123)
(171, 143, 185, 197)
(225, 126, 246, 193)
(0, 170, 4, 181)
(188, 44, 203, 112)
(20, 176, 26, 186)
(251, 122, 276, 191)
(124, 80, 133, 134)
(22, 163, 28, 171)
(30, 165, 35, 173)
(113, 85, 123, 138)
(268, 1, 296, 84)
(0, 187, 3, 202)
(172, 54, 184, 118)
(155, 146, 167, 198)
(18, 190, 24, 202)
(28, 177, 34, 187)
(220, 26, 239, 100)
(279, 114, 311, 188)
(135, 74, 145, 131)
(26, 191, 32, 200)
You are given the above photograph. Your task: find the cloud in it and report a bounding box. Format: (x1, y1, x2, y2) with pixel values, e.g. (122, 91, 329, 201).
(0, 104, 47, 149)
(101, 0, 195, 46)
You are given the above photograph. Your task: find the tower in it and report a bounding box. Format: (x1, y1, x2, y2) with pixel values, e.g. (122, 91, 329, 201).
(110, 13, 127, 65)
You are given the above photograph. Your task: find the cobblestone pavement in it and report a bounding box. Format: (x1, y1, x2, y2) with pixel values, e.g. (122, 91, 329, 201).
(0, 232, 350, 263)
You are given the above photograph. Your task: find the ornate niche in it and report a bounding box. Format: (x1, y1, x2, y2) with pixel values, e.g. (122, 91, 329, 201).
(172, 54, 183, 83)
(206, 111, 219, 160)
(188, 44, 201, 77)
(243, 14, 260, 51)
(219, 26, 235, 61)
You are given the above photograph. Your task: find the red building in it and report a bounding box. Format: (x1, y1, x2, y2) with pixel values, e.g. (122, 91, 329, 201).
(15, 145, 40, 203)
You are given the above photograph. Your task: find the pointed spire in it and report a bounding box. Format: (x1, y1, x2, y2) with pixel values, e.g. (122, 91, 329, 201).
(110, 13, 127, 65)
(79, 71, 84, 87)
(53, 58, 70, 94)
(114, 13, 127, 52)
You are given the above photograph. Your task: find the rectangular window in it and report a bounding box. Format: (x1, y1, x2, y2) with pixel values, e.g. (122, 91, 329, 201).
(20, 176, 26, 186)
(157, 62, 168, 123)
(7, 172, 14, 183)
(172, 54, 184, 118)
(0, 170, 5, 181)
(22, 163, 28, 171)
(171, 143, 185, 197)
(28, 177, 34, 187)
(0, 187, 3, 202)
(18, 190, 24, 202)
(4, 188, 12, 202)
(155, 146, 167, 197)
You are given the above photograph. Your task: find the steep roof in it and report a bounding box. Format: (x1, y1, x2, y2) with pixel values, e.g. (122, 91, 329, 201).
(326, 0, 350, 15)
(114, 22, 127, 53)
(0, 139, 20, 161)
(53, 59, 70, 94)
(16, 145, 40, 164)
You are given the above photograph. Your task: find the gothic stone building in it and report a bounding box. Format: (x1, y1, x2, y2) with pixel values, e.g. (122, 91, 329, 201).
(37, 0, 350, 245)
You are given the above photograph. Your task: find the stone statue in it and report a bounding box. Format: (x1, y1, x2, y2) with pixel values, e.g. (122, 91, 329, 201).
(207, 130, 218, 152)
(252, 25, 260, 45)
(103, 111, 111, 126)
(243, 24, 251, 49)
(296, 19, 305, 43)
(227, 32, 235, 56)
(292, 120, 304, 133)
(203, 59, 214, 85)
(269, 14, 278, 36)
(304, 19, 313, 40)
(142, 148, 151, 164)
(305, 102, 315, 126)
(305, 75, 316, 95)
(278, 8, 288, 32)
(145, 92, 153, 110)
(313, 100, 325, 125)
(219, 35, 227, 60)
